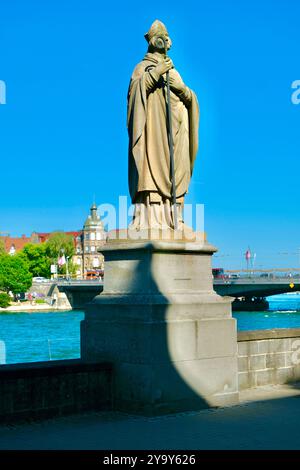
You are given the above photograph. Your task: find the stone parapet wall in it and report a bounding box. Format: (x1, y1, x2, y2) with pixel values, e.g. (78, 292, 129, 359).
(237, 329, 300, 390)
(30, 282, 71, 309)
(0, 360, 112, 423)
(3, 328, 300, 424)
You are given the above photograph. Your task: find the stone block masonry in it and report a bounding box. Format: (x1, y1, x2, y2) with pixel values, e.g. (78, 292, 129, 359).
(2, 327, 300, 425)
(237, 329, 300, 390)
(0, 359, 112, 423)
(81, 240, 239, 414)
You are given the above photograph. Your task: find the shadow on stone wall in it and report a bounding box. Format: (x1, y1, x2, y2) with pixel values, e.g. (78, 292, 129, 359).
(80, 244, 221, 415)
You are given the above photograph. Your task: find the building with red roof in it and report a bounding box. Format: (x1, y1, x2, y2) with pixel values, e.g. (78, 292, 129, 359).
(0, 203, 106, 278)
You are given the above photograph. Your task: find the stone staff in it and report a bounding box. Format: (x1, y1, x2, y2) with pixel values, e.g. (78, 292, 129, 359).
(155, 35, 178, 230)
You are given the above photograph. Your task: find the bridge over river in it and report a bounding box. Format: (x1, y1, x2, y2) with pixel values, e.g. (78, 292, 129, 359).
(55, 269, 300, 311)
(214, 271, 300, 310)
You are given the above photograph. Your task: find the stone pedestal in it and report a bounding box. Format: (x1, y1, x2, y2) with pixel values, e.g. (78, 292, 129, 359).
(81, 240, 239, 415)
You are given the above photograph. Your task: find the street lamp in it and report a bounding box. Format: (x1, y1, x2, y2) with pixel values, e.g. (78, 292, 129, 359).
(66, 256, 70, 280)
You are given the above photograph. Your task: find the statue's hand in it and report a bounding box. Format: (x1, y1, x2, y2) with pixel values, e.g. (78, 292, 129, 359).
(154, 58, 174, 76)
(168, 70, 186, 94)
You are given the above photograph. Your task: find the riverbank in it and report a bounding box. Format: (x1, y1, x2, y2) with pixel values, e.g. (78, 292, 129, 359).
(0, 302, 72, 313)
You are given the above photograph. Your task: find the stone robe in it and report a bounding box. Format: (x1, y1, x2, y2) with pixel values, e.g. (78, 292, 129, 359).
(127, 52, 199, 204)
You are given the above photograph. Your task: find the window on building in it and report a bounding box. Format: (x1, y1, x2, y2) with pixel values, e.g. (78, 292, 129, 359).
(85, 233, 89, 240)
(90, 232, 95, 241)
(91, 246, 95, 252)
(76, 247, 81, 254)
(77, 258, 81, 265)
(96, 232, 101, 240)
(85, 246, 89, 252)
(93, 257, 100, 267)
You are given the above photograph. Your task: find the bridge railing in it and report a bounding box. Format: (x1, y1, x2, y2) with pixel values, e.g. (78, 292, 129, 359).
(214, 268, 300, 281)
(56, 278, 103, 285)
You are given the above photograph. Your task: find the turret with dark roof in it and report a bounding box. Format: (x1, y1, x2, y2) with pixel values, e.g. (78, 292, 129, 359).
(83, 203, 104, 231)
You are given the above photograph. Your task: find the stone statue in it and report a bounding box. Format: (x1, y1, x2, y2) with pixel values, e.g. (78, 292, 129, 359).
(83, 24, 238, 415)
(127, 20, 199, 235)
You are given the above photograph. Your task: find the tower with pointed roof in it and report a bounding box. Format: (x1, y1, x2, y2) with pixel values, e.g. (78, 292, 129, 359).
(83, 202, 106, 275)
(73, 203, 106, 277)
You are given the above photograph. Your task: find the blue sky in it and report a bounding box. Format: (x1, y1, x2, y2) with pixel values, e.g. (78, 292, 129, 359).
(0, 0, 299, 269)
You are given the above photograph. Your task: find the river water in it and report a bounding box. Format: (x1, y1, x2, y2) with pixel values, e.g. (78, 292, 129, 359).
(234, 294, 300, 331)
(1, 294, 300, 365)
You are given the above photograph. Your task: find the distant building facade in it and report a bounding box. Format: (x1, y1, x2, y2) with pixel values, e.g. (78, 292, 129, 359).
(0, 232, 40, 255)
(0, 203, 107, 278)
(73, 203, 106, 278)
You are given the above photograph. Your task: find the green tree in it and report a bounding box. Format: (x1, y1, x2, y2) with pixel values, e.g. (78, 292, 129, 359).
(46, 232, 75, 276)
(0, 292, 11, 308)
(0, 239, 6, 256)
(46, 232, 75, 261)
(22, 243, 51, 278)
(0, 254, 32, 295)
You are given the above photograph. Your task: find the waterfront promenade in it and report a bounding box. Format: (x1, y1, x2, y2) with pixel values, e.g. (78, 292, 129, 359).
(0, 384, 300, 450)
(0, 303, 71, 313)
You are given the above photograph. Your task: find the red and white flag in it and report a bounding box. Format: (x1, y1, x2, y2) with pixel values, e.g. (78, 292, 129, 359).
(245, 249, 251, 261)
